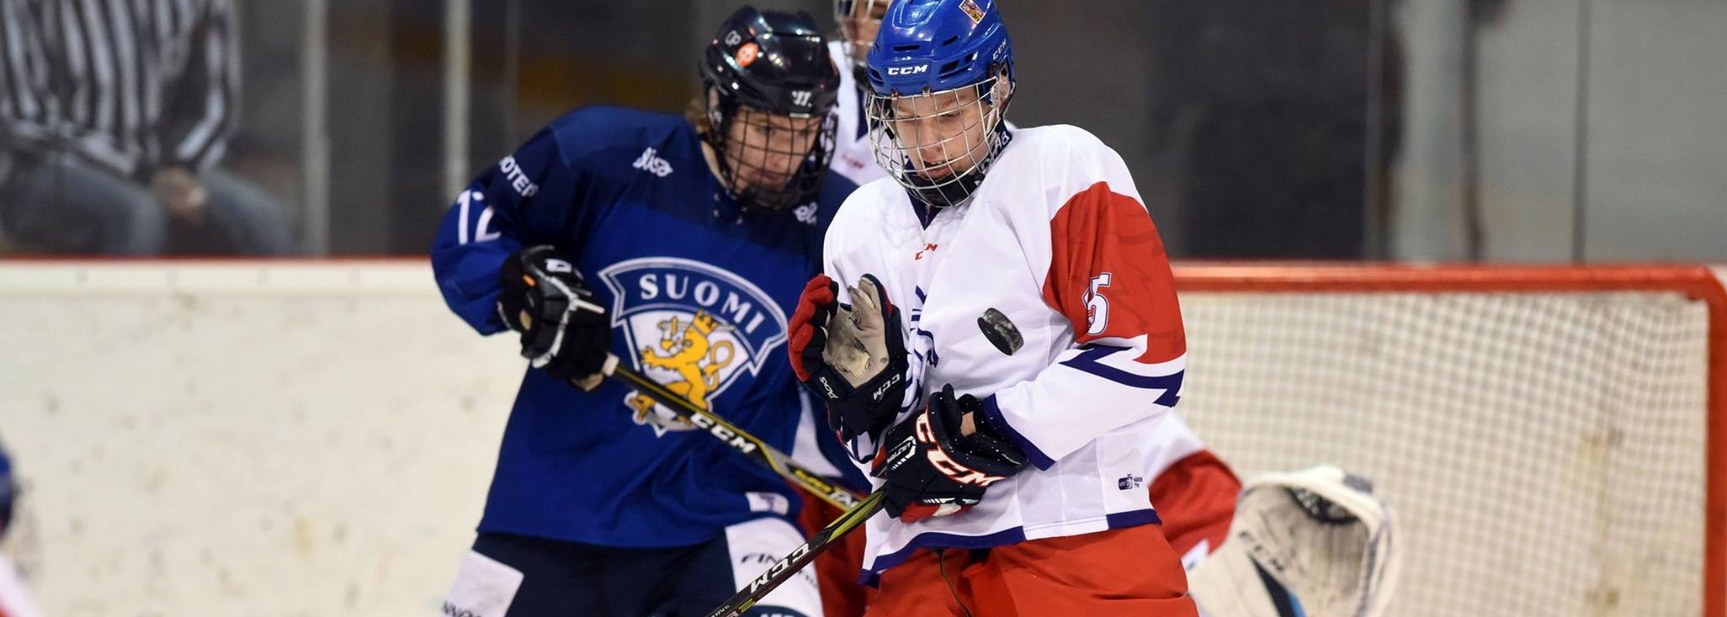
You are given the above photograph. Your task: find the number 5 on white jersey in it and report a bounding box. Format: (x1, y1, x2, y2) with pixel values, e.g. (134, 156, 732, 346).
(1084, 273, 1112, 336)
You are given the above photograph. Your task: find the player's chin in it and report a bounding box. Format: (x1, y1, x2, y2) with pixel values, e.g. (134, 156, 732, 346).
(740, 172, 794, 192)
(916, 165, 956, 182)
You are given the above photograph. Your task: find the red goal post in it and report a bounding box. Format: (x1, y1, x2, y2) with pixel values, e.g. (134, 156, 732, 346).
(1169, 264, 1725, 617)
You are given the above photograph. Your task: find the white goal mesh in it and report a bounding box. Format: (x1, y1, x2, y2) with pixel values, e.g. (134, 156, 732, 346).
(1174, 266, 1724, 617)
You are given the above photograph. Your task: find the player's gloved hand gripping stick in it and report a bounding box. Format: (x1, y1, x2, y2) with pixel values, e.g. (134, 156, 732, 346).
(692, 384, 1022, 617)
(599, 272, 1003, 617)
(697, 274, 1023, 617)
(499, 246, 612, 384)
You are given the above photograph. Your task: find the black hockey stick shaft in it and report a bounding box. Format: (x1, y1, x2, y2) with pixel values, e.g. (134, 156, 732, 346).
(599, 355, 884, 617)
(600, 355, 864, 510)
(705, 490, 886, 617)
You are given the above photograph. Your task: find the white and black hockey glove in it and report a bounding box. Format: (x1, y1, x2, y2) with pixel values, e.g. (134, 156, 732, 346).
(872, 385, 1027, 523)
(788, 273, 910, 441)
(498, 245, 611, 388)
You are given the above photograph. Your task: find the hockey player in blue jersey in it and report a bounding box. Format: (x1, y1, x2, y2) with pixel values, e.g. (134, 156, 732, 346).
(431, 7, 854, 617)
(0, 439, 45, 617)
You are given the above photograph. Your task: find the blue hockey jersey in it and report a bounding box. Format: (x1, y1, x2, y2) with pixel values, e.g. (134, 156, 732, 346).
(431, 106, 862, 548)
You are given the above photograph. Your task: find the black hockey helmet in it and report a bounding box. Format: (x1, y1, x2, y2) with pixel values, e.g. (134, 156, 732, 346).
(700, 6, 841, 212)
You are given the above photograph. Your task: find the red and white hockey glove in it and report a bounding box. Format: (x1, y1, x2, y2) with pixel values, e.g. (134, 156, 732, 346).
(788, 273, 910, 441)
(872, 385, 1028, 523)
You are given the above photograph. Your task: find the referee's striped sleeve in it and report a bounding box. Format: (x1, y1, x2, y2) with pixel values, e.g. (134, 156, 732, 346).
(164, 0, 236, 171)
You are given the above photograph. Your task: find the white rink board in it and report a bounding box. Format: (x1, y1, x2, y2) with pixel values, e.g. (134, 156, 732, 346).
(0, 262, 1719, 617)
(0, 262, 523, 617)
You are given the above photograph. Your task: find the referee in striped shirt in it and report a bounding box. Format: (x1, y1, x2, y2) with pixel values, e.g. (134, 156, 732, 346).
(0, 0, 291, 255)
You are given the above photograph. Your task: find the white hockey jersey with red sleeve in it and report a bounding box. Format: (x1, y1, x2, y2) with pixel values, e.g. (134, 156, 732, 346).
(825, 42, 889, 188)
(822, 124, 1190, 580)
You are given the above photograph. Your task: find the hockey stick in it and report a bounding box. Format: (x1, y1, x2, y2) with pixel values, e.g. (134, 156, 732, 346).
(599, 355, 884, 615)
(705, 489, 885, 617)
(599, 355, 864, 510)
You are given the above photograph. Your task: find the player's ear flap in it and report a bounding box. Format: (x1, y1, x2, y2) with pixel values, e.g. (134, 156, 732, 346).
(993, 77, 1010, 108)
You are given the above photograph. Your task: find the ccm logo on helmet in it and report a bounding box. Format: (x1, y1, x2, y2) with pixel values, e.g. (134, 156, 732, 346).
(886, 65, 929, 76)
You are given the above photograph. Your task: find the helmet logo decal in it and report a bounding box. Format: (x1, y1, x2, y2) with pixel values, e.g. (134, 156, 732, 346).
(724, 30, 743, 46)
(960, 0, 985, 25)
(790, 91, 813, 107)
(886, 65, 929, 76)
(736, 42, 760, 67)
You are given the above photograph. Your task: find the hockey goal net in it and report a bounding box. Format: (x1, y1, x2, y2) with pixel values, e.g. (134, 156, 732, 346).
(1172, 264, 1725, 617)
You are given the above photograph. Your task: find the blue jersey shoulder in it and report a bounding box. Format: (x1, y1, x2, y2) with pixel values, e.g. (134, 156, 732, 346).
(545, 105, 695, 169)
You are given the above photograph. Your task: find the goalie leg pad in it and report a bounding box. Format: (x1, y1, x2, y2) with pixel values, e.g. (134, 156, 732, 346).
(1187, 465, 1400, 617)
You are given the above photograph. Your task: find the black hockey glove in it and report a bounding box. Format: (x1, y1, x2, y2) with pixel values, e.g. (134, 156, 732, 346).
(872, 385, 1028, 523)
(788, 273, 910, 442)
(498, 245, 611, 387)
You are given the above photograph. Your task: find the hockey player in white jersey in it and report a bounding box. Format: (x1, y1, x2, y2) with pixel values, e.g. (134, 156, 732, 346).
(830, 0, 1240, 568)
(826, 1, 892, 188)
(793, 3, 1402, 617)
(788, 1, 1201, 614)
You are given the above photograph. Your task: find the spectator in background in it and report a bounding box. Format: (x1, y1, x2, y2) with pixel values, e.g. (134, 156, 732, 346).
(0, 0, 293, 256)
